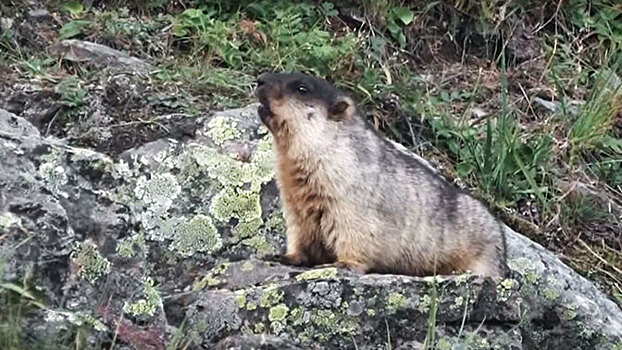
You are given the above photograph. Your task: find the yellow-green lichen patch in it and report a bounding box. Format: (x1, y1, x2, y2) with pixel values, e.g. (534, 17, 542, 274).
(417, 294, 432, 313)
(260, 286, 284, 307)
(235, 291, 247, 308)
(454, 272, 472, 286)
(496, 278, 517, 302)
(254, 322, 265, 333)
(123, 277, 162, 317)
(0, 212, 21, 233)
(508, 257, 541, 284)
(366, 309, 376, 316)
(289, 306, 305, 325)
(67, 312, 108, 332)
(386, 292, 410, 313)
(71, 242, 111, 284)
(265, 211, 286, 233)
(268, 304, 289, 322)
(435, 337, 453, 350)
(241, 261, 255, 271)
(451, 296, 465, 310)
(192, 262, 230, 290)
(311, 308, 358, 340)
(206, 116, 242, 145)
(116, 234, 145, 258)
(295, 267, 338, 281)
(209, 187, 262, 238)
(542, 287, 561, 301)
(563, 304, 577, 320)
(169, 214, 222, 257)
(240, 234, 273, 254)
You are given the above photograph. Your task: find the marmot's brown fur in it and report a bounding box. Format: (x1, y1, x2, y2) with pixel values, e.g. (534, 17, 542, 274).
(256, 72, 507, 278)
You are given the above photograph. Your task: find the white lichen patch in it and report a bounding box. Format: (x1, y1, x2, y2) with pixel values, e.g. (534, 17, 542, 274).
(38, 147, 69, 197)
(134, 173, 182, 211)
(123, 277, 162, 317)
(169, 214, 222, 257)
(0, 212, 21, 233)
(71, 242, 111, 284)
(206, 116, 242, 145)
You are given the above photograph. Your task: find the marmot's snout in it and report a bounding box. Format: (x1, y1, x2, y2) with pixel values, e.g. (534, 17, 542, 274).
(255, 73, 276, 126)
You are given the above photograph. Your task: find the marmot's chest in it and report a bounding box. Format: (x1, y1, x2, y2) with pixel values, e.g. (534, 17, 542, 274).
(276, 155, 340, 228)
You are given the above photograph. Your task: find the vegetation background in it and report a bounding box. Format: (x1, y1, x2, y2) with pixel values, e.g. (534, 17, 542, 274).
(1, 0, 621, 348)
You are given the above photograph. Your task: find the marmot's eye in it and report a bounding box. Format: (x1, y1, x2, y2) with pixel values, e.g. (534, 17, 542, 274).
(297, 85, 309, 94)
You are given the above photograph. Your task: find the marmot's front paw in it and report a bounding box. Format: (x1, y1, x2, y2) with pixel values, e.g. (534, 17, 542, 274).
(262, 253, 303, 266)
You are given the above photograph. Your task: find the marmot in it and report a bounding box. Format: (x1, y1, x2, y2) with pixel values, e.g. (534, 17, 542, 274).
(256, 72, 506, 278)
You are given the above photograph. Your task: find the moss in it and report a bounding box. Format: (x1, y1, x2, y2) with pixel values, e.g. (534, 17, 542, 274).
(260, 286, 284, 307)
(206, 116, 242, 145)
(386, 292, 409, 313)
(169, 214, 222, 257)
(71, 241, 111, 284)
(268, 304, 289, 322)
(295, 267, 338, 281)
(0, 212, 21, 233)
(122, 277, 162, 317)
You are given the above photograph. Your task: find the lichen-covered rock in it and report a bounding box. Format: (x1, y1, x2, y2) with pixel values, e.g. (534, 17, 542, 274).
(1, 104, 621, 350)
(186, 260, 522, 349)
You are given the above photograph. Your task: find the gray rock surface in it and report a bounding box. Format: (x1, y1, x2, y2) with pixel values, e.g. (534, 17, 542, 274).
(1, 105, 621, 349)
(50, 40, 153, 75)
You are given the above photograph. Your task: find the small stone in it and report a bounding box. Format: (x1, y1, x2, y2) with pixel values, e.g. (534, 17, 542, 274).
(1, 18, 14, 31)
(28, 9, 51, 19)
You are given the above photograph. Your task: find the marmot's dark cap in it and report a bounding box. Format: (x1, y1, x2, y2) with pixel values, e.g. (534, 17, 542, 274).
(256, 72, 346, 111)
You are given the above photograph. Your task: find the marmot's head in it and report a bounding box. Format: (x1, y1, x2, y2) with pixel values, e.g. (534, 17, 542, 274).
(255, 72, 356, 141)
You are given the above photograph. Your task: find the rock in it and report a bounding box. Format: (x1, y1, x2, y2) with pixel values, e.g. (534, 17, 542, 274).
(1, 17, 14, 31)
(0, 104, 621, 350)
(186, 260, 522, 349)
(533, 97, 582, 117)
(28, 8, 51, 19)
(214, 334, 309, 350)
(50, 40, 152, 75)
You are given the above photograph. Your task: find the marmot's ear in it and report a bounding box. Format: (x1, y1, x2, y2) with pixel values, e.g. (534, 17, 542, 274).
(328, 95, 355, 121)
